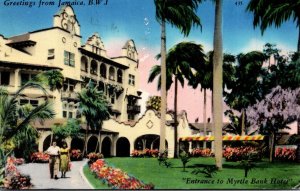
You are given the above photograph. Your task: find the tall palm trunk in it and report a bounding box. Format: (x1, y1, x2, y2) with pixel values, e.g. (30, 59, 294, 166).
(213, 0, 223, 170)
(203, 89, 207, 149)
(174, 77, 178, 158)
(297, 25, 300, 53)
(241, 109, 246, 136)
(83, 122, 89, 156)
(95, 128, 101, 153)
(159, 18, 167, 153)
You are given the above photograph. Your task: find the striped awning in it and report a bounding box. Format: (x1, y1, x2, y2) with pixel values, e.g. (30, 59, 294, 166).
(179, 135, 265, 141)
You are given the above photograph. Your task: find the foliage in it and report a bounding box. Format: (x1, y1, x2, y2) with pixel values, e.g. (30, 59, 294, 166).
(192, 165, 218, 178)
(0, 83, 54, 184)
(3, 157, 32, 189)
(157, 150, 172, 168)
(179, 151, 190, 172)
(223, 146, 262, 162)
(52, 119, 81, 140)
(34, 69, 64, 92)
(240, 159, 256, 178)
(247, 0, 300, 51)
(131, 149, 159, 158)
(90, 159, 154, 189)
(154, 0, 201, 36)
(246, 86, 300, 161)
(13, 124, 38, 162)
(70, 149, 83, 161)
(275, 147, 296, 162)
(87, 152, 104, 165)
(190, 148, 213, 157)
(78, 81, 111, 155)
(146, 96, 161, 111)
(30, 152, 49, 163)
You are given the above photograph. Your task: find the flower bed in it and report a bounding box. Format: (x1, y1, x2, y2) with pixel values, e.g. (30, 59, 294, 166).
(131, 149, 159, 158)
(30, 152, 49, 163)
(70, 149, 83, 161)
(275, 147, 296, 161)
(3, 157, 32, 189)
(223, 146, 262, 162)
(191, 148, 213, 157)
(90, 159, 154, 189)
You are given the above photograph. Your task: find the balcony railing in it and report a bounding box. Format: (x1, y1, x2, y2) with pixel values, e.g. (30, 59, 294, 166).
(127, 105, 141, 113)
(61, 91, 78, 101)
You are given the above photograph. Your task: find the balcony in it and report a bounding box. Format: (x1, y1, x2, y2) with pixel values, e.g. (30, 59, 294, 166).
(61, 91, 79, 102)
(127, 105, 141, 114)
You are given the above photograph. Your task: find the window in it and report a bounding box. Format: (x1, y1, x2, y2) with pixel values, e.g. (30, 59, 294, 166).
(111, 95, 115, 104)
(117, 69, 123, 83)
(48, 49, 55, 60)
(0, 71, 10, 85)
(100, 64, 107, 78)
(81, 57, 88, 72)
(109, 67, 115, 81)
(90, 60, 98, 75)
(64, 51, 75, 67)
(21, 73, 30, 86)
(20, 99, 39, 107)
(62, 102, 78, 119)
(21, 73, 37, 86)
(128, 74, 135, 86)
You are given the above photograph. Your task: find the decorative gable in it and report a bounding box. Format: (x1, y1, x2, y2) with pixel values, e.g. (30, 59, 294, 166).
(122, 40, 138, 62)
(53, 5, 80, 36)
(86, 33, 105, 50)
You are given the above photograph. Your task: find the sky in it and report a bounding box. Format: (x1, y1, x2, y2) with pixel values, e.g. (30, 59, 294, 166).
(0, 0, 298, 122)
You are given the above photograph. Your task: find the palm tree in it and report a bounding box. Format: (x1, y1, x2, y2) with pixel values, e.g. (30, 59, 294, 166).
(212, 0, 223, 169)
(247, 0, 300, 52)
(190, 51, 235, 149)
(224, 51, 266, 136)
(78, 81, 111, 156)
(35, 69, 64, 93)
(148, 42, 207, 157)
(34, 69, 64, 143)
(0, 82, 55, 179)
(154, 0, 202, 153)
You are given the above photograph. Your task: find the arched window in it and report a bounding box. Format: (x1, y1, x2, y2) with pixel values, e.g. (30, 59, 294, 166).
(100, 64, 107, 78)
(90, 60, 97, 75)
(117, 69, 123, 83)
(109, 66, 115, 81)
(80, 56, 88, 72)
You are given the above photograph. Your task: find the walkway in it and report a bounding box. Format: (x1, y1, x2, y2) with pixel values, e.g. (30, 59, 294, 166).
(17, 159, 93, 189)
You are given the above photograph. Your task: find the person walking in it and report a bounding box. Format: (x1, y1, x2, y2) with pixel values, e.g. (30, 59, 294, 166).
(59, 142, 70, 178)
(45, 141, 60, 179)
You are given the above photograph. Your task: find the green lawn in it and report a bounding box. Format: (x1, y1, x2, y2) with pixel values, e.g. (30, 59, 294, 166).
(93, 157, 300, 189)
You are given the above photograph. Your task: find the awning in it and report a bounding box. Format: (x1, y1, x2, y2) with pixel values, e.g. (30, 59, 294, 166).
(179, 135, 265, 141)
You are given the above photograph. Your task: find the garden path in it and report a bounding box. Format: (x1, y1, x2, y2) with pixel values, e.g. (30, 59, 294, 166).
(17, 159, 93, 189)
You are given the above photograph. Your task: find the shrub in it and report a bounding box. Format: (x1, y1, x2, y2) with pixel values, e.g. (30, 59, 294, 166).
(30, 152, 49, 163)
(223, 146, 262, 162)
(131, 149, 159, 158)
(87, 152, 103, 165)
(191, 148, 213, 157)
(90, 159, 154, 189)
(70, 149, 83, 161)
(275, 147, 296, 161)
(4, 157, 32, 189)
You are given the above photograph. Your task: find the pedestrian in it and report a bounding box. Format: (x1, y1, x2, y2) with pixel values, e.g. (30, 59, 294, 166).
(59, 142, 70, 178)
(45, 141, 60, 179)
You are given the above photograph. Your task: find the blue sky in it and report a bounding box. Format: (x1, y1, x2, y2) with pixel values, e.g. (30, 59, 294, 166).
(0, 0, 297, 55)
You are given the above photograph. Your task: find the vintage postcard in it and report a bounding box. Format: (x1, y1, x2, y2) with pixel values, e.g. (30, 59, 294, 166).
(0, 0, 299, 190)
